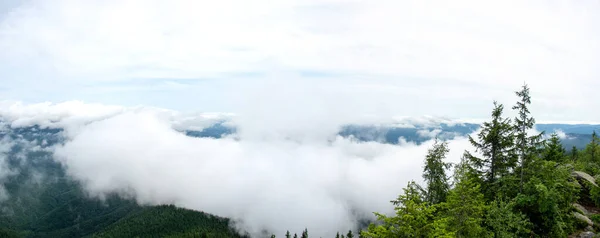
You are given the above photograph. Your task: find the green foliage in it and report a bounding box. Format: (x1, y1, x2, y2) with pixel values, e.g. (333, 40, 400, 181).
(514, 160, 578, 237)
(422, 139, 451, 205)
(543, 133, 567, 163)
(577, 132, 600, 175)
(443, 160, 489, 238)
(361, 84, 592, 238)
(362, 181, 436, 238)
(93, 205, 244, 238)
(571, 146, 579, 162)
(586, 131, 600, 163)
(0, 228, 23, 238)
(590, 214, 600, 225)
(466, 101, 516, 199)
(485, 200, 531, 238)
(300, 228, 308, 238)
(513, 84, 544, 192)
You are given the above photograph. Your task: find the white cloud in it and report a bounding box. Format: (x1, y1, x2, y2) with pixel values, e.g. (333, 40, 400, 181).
(0, 100, 234, 134)
(417, 128, 442, 138)
(45, 104, 473, 237)
(554, 129, 568, 140)
(0, 0, 599, 120)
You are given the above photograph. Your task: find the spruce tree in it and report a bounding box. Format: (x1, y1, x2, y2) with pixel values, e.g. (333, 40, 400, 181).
(346, 230, 354, 238)
(512, 83, 543, 191)
(301, 228, 308, 238)
(585, 131, 599, 163)
(293, 233, 298, 238)
(542, 133, 566, 162)
(286, 231, 291, 238)
(571, 146, 578, 162)
(335, 232, 340, 238)
(422, 138, 451, 204)
(445, 158, 488, 237)
(466, 101, 515, 198)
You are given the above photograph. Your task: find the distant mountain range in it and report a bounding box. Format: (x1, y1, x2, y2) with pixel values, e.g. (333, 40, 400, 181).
(185, 122, 600, 149)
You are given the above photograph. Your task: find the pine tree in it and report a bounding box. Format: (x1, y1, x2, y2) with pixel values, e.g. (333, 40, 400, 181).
(466, 101, 515, 198)
(585, 131, 599, 163)
(445, 158, 488, 237)
(512, 83, 543, 191)
(362, 181, 435, 237)
(285, 231, 291, 238)
(542, 133, 566, 162)
(301, 228, 308, 238)
(293, 233, 298, 238)
(571, 146, 578, 162)
(423, 138, 451, 204)
(346, 230, 354, 238)
(335, 232, 340, 238)
(485, 200, 531, 237)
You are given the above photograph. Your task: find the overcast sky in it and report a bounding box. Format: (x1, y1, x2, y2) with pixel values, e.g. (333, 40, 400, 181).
(1, 0, 599, 122)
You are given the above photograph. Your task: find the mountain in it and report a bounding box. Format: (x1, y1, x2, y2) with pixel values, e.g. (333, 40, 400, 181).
(0, 125, 245, 238)
(185, 121, 599, 149)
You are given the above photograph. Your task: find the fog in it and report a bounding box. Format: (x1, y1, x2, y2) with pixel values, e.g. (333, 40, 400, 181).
(38, 104, 474, 237)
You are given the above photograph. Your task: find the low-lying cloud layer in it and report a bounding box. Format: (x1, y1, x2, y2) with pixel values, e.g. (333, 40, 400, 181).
(0, 101, 474, 237)
(53, 111, 472, 237)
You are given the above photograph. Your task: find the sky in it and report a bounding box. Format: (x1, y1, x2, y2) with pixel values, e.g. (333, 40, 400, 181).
(0, 0, 599, 122)
(1, 1, 599, 237)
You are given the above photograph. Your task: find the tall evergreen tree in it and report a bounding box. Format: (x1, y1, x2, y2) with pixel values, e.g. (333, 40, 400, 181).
(422, 139, 451, 204)
(285, 231, 291, 238)
(363, 181, 435, 237)
(466, 101, 515, 197)
(335, 232, 340, 238)
(346, 230, 354, 238)
(512, 83, 543, 191)
(444, 158, 489, 237)
(571, 146, 578, 162)
(585, 131, 599, 163)
(542, 133, 566, 162)
(301, 228, 308, 238)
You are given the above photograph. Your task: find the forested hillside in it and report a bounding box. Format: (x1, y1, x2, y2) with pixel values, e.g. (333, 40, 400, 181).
(356, 85, 600, 238)
(0, 127, 246, 238)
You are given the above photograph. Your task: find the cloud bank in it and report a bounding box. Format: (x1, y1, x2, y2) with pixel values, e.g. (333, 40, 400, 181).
(0, 101, 469, 237)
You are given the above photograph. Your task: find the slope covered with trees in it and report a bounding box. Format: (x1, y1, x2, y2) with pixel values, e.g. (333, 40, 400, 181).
(358, 84, 600, 237)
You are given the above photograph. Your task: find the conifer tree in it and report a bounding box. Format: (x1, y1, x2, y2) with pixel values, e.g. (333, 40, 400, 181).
(286, 231, 291, 238)
(585, 131, 599, 163)
(571, 146, 578, 162)
(301, 228, 308, 238)
(466, 101, 515, 197)
(362, 181, 435, 237)
(293, 233, 298, 238)
(423, 139, 451, 204)
(542, 133, 566, 162)
(445, 158, 488, 237)
(512, 83, 543, 191)
(335, 232, 340, 238)
(346, 230, 354, 238)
